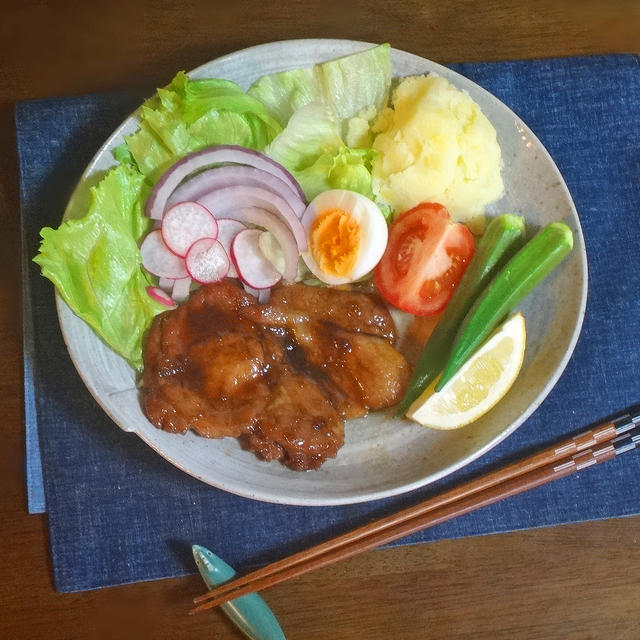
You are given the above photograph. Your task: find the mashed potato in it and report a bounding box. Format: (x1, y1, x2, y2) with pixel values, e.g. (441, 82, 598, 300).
(372, 74, 504, 231)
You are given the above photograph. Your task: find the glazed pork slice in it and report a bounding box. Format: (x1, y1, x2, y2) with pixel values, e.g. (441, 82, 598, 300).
(142, 281, 277, 438)
(269, 282, 397, 340)
(301, 323, 411, 419)
(141, 280, 410, 470)
(241, 368, 345, 471)
(240, 287, 411, 419)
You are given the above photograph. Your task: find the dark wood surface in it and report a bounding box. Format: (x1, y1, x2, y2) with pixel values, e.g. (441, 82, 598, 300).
(1, 2, 638, 638)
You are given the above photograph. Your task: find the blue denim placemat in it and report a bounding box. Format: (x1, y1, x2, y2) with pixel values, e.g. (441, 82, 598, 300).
(17, 54, 640, 593)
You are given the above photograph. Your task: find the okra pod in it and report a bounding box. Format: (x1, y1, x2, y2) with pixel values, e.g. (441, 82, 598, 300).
(436, 222, 574, 390)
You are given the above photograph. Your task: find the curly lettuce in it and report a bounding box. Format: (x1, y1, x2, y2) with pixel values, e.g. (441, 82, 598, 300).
(35, 72, 287, 368)
(122, 72, 283, 182)
(34, 165, 164, 369)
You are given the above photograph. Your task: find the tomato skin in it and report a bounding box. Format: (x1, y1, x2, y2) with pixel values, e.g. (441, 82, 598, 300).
(374, 203, 475, 316)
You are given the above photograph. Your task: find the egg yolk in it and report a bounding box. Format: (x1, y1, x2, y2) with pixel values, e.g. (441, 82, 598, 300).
(310, 208, 361, 278)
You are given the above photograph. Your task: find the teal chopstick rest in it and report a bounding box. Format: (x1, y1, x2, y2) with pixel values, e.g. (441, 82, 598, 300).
(192, 545, 287, 640)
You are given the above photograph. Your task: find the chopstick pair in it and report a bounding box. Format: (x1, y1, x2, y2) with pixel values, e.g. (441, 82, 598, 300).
(189, 406, 640, 615)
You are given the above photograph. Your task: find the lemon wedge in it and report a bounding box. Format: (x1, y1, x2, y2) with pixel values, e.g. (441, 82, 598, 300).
(407, 312, 526, 429)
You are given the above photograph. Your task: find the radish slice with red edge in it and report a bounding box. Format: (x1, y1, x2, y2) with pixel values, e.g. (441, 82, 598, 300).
(166, 165, 306, 218)
(231, 228, 282, 289)
(241, 207, 299, 282)
(146, 145, 305, 220)
(146, 286, 175, 307)
(185, 238, 230, 284)
(140, 230, 189, 279)
(216, 218, 246, 278)
(161, 201, 218, 257)
(171, 277, 192, 303)
(197, 186, 306, 251)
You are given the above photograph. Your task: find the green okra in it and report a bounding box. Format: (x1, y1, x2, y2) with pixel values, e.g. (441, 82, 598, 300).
(435, 221, 574, 391)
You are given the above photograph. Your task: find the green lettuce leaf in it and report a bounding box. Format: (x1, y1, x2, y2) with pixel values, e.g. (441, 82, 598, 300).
(123, 71, 282, 182)
(248, 43, 391, 132)
(296, 146, 378, 201)
(248, 67, 316, 127)
(265, 102, 377, 200)
(265, 103, 343, 171)
(313, 42, 391, 124)
(34, 164, 164, 369)
(253, 45, 392, 204)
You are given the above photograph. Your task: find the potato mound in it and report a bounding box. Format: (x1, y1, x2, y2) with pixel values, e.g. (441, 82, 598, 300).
(372, 74, 504, 231)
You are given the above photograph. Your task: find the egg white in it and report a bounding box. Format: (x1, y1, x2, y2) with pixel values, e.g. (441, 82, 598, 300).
(301, 190, 388, 285)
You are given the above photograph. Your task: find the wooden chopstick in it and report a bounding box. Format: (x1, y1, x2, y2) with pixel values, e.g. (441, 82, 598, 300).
(189, 407, 639, 615)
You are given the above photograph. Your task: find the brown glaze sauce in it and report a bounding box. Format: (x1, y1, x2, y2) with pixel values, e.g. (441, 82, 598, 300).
(142, 281, 410, 470)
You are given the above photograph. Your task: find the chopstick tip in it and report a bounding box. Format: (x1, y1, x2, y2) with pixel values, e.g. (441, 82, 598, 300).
(189, 601, 214, 616)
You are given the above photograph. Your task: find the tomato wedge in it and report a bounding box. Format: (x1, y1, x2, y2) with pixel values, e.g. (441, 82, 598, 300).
(374, 203, 474, 316)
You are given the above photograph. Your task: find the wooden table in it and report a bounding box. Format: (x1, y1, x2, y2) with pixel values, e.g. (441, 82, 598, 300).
(2, 2, 638, 638)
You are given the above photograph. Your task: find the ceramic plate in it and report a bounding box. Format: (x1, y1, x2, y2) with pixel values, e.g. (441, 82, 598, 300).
(57, 39, 587, 505)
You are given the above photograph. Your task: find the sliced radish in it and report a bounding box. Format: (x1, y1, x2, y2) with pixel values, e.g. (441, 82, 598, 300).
(146, 286, 175, 307)
(171, 277, 192, 303)
(231, 228, 282, 289)
(166, 165, 306, 218)
(161, 201, 218, 257)
(196, 186, 307, 251)
(140, 230, 189, 279)
(146, 145, 305, 220)
(185, 238, 230, 284)
(242, 207, 299, 282)
(216, 218, 246, 278)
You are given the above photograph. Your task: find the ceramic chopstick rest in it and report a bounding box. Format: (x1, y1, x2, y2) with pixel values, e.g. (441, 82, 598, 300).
(192, 545, 286, 640)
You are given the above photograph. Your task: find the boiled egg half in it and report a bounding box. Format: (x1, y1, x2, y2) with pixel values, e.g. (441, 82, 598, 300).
(301, 190, 388, 285)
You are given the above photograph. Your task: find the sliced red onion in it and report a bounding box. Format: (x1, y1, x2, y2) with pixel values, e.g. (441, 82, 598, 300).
(216, 218, 246, 278)
(231, 228, 282, 290)
(166, 165, 305, 218)
(140, 230, 189, 279)
(145, 145, 305, 220)
(146, 286, 175, 307)
(242, 283, 270, 303)
(161, 201, 218, 257)
(258, 232, 286, 275)
(185, 237, 230, 284)
(171, 277, 192, 303)
(241, 207, 299, 283)
(242, 283, 260, 299)
(196, 186, 307, 251)
(158, 276, 175, 293)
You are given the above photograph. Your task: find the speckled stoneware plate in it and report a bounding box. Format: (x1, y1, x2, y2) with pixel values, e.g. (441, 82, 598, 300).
(57, 39, 587, 505)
